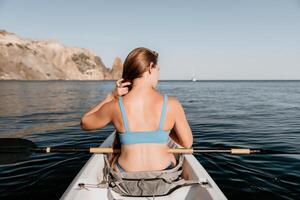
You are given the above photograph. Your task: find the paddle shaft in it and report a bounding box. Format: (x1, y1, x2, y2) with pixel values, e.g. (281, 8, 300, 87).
(1, 138, 298, 155)
(1, 138, 298, 165)
(22, 147, 292, 154)
(89, 147, 257, 154)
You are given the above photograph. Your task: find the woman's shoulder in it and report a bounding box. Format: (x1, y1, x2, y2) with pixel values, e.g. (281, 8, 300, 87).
(164, 94, 182, 110)
(165, 95, 186, 120)
(102, 96, 120, 112)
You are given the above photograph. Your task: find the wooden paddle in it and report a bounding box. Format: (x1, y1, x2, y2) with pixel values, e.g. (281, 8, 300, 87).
(0, 138, 298, 165)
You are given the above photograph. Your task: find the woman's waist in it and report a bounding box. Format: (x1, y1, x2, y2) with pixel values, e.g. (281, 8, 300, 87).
(120, 143, 169, 151)
(119, 145, 174, 163)
(117, 152, 176, 171)
(119, 149, 172, 159)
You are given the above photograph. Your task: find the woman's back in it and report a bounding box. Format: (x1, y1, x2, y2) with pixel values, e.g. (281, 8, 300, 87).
(114, 90, 174, 134)
(111, 89, 178, 172)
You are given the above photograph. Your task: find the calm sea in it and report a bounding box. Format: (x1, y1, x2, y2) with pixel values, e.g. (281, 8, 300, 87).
(0, 80, 299, 200)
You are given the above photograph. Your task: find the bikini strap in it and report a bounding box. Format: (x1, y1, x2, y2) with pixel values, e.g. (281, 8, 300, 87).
(118, 96, 130, 132)
(158, 94, 168, 130)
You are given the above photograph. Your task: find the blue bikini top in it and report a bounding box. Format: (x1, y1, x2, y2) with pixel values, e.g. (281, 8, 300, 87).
(117, 94, 170, 145)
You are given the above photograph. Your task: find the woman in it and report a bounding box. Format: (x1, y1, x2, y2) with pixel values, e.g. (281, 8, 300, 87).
(80, 47, 193, 172)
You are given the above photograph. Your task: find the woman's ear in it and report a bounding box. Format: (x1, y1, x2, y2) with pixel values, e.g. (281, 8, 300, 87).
(148, 62, 155, 74)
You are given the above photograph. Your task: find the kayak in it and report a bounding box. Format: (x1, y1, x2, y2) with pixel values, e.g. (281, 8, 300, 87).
(60, 130, 227, 200)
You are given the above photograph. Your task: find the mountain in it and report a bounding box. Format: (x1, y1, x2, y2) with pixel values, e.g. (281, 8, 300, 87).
(0, 30, 122, 80)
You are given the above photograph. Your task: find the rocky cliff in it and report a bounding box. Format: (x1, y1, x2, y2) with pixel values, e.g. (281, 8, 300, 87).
(0, 30, 123, 80)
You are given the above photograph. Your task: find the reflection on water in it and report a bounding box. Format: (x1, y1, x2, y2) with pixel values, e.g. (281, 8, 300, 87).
(0, 80, 299, 200)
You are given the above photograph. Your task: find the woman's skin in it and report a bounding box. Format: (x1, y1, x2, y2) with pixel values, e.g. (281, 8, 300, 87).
(81, 62, 193, 172)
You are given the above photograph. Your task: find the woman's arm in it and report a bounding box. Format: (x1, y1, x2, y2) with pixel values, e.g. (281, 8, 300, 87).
(80, 79, 131, 131)
(82, 92, 115, 117)
(171, 98, 193, 148)
(80, 92, 115, 131)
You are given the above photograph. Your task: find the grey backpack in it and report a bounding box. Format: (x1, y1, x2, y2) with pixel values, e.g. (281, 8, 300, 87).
(102, 154, 200, 197)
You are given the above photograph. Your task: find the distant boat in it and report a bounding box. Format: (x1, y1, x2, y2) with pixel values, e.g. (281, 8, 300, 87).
(191, 77, 197, 82)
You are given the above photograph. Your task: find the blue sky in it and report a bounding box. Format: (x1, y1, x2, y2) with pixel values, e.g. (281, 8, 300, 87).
(0, 0, 299, 80)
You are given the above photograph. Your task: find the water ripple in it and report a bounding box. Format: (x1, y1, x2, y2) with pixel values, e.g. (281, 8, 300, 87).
(0, 80, 299, 200)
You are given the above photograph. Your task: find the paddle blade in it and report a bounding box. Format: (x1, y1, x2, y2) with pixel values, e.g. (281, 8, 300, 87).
(0, 138, 37, 165)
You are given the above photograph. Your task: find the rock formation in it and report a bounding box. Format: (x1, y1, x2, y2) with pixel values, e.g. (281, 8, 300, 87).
(0, 30, 123, 80)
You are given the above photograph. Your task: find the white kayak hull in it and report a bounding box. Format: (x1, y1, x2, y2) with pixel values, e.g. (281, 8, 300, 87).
(60, 131, 227, 200)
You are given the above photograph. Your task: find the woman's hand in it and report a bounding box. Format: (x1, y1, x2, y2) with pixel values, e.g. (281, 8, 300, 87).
(111, 78, 131, 99)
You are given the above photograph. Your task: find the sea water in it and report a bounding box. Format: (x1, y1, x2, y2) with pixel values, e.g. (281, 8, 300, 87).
(0, 80, 299, 200)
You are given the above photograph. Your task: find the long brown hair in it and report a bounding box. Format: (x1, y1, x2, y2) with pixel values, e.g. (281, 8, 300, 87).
(122, 47, 159, 91)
